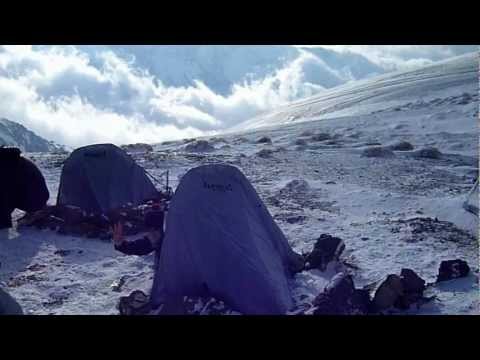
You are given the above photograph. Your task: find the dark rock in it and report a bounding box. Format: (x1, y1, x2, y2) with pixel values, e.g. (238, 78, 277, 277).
(121, 143, 153, 153)
(436, 259, 470, 282)
(400, 268, 425, 294)
(184, 140, 215, 153)
(256, 149, 274, 158)
(286, 215, 307, 224)
(304, 234, 345, 271)
(313, 273, 372, 315)
(54, 249, 72, 257)
(288, 252, 306, 275)
(389, 141, 414, 151)
(349, 289, 372, 314)
(361, 146, 395, 158)
(118, 290, 151, 315)
(364, 142, 382, 146)
(311, 133, 331, 142)
(372, 274, 404, 312)
(300, 130, 313, 137)
(256, 136, 272, 144)
(294, 138, 308, 146)
(413, 147, 442, 159)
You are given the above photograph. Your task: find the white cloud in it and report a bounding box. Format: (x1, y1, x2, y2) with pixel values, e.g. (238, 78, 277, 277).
(0, 45, 323, 148)
(0, 45, 475, 148)
(300, 45, 478, 70)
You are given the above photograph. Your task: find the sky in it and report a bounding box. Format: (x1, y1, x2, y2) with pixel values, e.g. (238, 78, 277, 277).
(0, 45, 476, 148)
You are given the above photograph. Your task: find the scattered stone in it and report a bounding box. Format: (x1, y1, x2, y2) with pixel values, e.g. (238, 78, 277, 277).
(364, 142, 382, 146)
(256, 136, 272, 144)
(400, 268, 425, 294)
(184, 140, 215, 153)
(209, 137, 227, 144)
(286, 215, 307, 224)
(372, 274, 404, 312)
(437, 259, 470, 282)
(313, 273, 372, 315)
(373, 269, 429, 312)
(388, 141, 414, 151)
(183, 138, 196, 144)
(54, 249, 72, 257)
(361, 146, 395, 158)
(304, 234, 345, 271)
(311, 133, 331, 142)
(282, 179, 310, 194)
(121, 143, 154, 153)
(26, 263, 47, 272)
(233, 137, 249, 144)
(412, 147, 442, 159)
(300, 130, 313, 137)
(256, 149, 274, 158)
(111, 275, 128, 292)
(294, 138, 308, 146)
(118, 290, 151, 315)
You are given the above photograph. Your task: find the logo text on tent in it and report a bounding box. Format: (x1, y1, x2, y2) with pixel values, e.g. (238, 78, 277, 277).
(203, 181, 233, 192)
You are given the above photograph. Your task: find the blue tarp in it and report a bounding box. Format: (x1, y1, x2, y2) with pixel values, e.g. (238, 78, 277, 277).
(150, 164, 303, 314)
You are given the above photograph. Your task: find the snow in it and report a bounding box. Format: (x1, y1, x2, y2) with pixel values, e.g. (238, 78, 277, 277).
(1, 52, 478, 315)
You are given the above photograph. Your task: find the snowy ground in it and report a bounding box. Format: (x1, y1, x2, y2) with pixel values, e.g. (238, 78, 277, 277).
(1, 53, 478, 315)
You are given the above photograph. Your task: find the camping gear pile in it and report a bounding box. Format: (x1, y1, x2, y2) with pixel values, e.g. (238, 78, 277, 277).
(18, 143, 169, 240)
(18, 200, 167, 240)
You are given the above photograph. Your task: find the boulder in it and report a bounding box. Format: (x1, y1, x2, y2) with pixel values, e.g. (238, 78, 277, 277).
(300, 130, 313, 137)
(313, 273, 371, 315)
(121, 143, 153, 153)
(400, 268, 425, 294)
(388, 141, 414, 151)
(413, 147, 442, 159)
(437, 259, 470, 282)
(311, 133, 331, 142)
(372, 274, 404, 312)
(361, 146, 395, 158)
(294, 138, 308, 146)
(256, 149, 274, 158)
(304, 234, 345, 271)
(184, 140, 215, 153)
(256, 136, 272, 144)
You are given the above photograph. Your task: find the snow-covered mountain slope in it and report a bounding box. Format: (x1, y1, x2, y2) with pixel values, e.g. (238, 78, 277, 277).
(1, 52, 478, 316)
(234, 52, 478, 131)
(0, 118, 63, 152)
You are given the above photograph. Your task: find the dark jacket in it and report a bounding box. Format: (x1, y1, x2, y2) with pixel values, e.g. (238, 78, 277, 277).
(0, 148, 50, 229)
(114, 211, 165, 256)
(115, 235, 158, 256)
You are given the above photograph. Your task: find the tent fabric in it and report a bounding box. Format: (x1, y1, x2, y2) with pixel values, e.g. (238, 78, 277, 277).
(1, 148, 49, 228)
(463, 179, 478, 216)
(150, 164, 303, 315)
(0, 287, 23, 315)
(57, 144, 158, 214)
